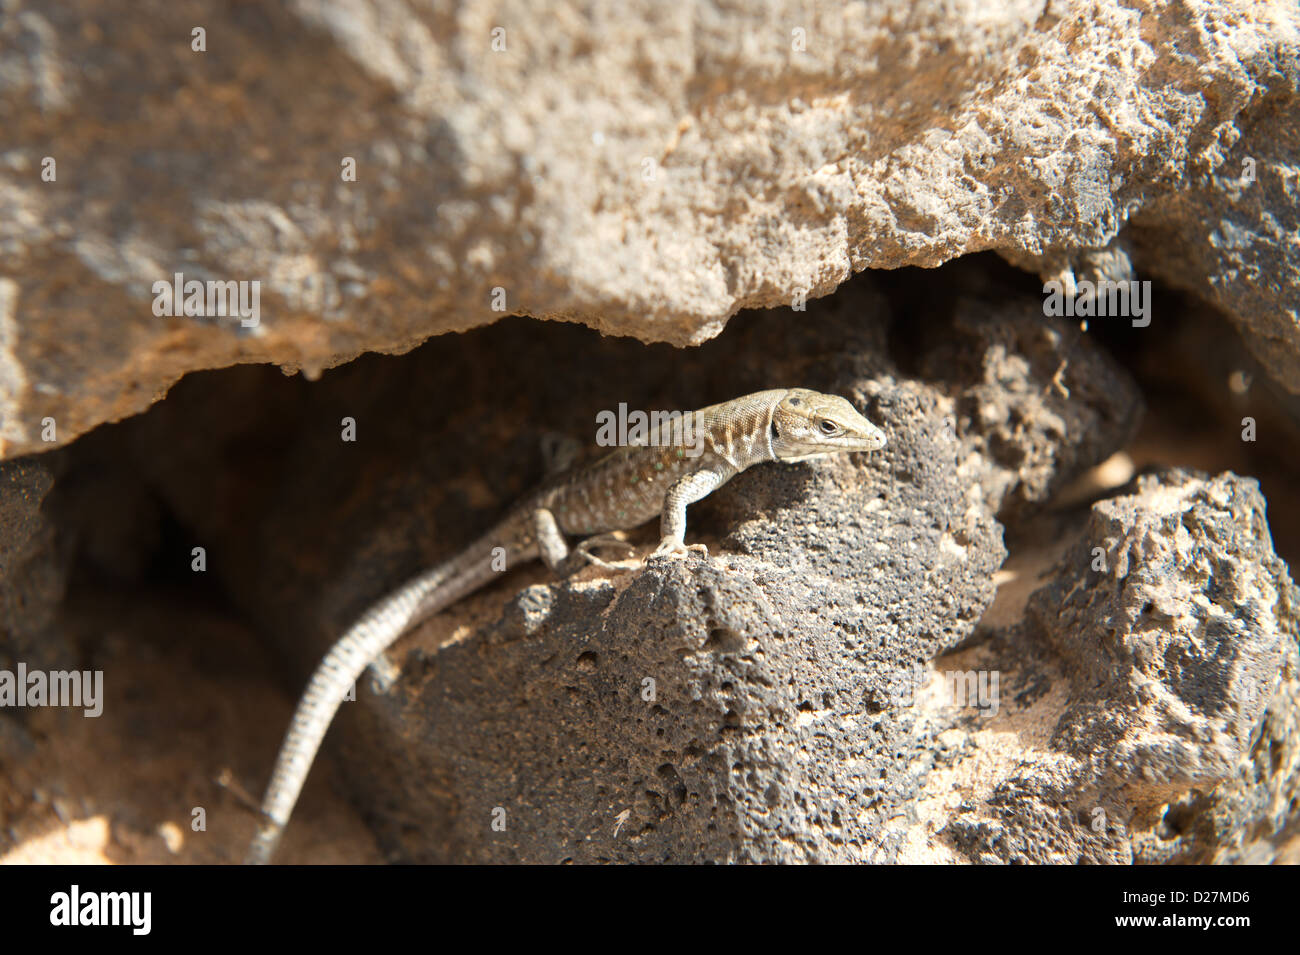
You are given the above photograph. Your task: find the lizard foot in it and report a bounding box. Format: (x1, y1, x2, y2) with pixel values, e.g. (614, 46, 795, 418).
(560, 533, 638, 574)
(648, 539, 709, 561)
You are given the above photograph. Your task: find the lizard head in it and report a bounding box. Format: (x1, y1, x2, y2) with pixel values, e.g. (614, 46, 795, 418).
(770, 388, 887, 462)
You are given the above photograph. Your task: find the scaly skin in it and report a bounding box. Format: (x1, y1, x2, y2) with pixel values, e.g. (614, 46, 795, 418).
(246, 388, 886, 863)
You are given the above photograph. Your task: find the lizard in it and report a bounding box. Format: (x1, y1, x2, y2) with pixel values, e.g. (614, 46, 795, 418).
(245, 387, 887, 864)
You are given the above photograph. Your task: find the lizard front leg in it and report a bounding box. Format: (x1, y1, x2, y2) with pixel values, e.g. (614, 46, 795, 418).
(651, 466, 730, 559)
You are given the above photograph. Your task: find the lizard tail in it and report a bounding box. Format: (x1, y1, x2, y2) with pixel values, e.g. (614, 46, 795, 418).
(245, 546, 501, 864)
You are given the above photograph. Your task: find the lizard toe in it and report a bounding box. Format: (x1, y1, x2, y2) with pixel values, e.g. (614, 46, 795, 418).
(649, 540, 708, 561)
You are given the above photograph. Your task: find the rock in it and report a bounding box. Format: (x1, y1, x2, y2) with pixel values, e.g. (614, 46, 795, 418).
(1038, 471, 1288, 790)
(912, 292, 1144, 518)
(280, 276, 1135, 862)
(1129, 92, 1300, 398)
(0, 454, 73, 813)
(0, 457, 64, 672)
(355, 390, 1002, 862)
(2, 0, 1296, 458)
(26, 263, 1138, 861)
(10, 236, 1292, 863)
(942, 469, 1299, 863)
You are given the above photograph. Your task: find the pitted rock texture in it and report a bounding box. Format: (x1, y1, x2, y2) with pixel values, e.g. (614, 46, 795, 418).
(940, 470, 1299, 864)
(0, 456, 70, 814)
(0, 458, 63, 671)
(4, 265, 1140, 862)
(912, 296, 1145, 519)
(1037, 470, 1289, 792)
(359, 404, 1002, 863)
(3, 253, 1295, 863)
(287, 276, 1137, 863)
(2, 0, 1297, 457)
(1129, 89, 1300, 402)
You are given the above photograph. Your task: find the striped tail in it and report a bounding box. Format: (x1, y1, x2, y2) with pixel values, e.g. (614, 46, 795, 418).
(245, 542, 503, 864)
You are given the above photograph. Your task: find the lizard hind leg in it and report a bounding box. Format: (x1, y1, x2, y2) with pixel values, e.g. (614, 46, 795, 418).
(532, 508, 635, 575)
(572, 533, 637, 570)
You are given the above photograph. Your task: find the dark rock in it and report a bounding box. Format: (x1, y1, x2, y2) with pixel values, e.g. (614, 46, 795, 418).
(944, 469, 1299, 864)
(308, 277, 1139, 862)
(0, 456, 65, 671)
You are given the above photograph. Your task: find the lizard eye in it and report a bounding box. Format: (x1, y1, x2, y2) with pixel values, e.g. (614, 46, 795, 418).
(818, 419, 839, 435)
